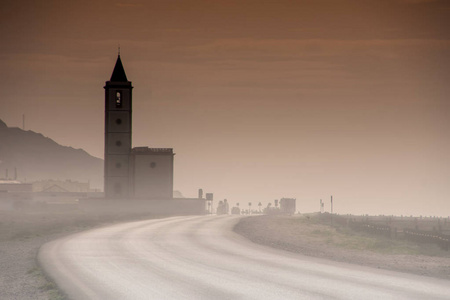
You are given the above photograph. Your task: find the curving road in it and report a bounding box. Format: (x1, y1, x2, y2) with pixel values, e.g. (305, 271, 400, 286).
(39, 215, 450, 299)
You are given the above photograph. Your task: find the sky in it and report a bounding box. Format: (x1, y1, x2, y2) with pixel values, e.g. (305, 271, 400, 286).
(1, 0, 449, 216)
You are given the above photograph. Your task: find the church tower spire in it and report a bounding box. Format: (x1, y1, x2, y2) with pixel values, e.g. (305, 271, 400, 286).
(104, 54, 133, 199)
(110, 55, 128, 82)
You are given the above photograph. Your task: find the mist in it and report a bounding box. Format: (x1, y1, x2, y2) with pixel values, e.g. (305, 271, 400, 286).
(1, 0, 449, 217)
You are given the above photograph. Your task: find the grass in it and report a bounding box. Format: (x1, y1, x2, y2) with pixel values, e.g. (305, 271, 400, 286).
(310, 214, 449, 256)
(26, 266, 40, 276)
(234, 213, 450, 279)
(237, 213, 450, 257)
(39, 281, 66, 300)
(39, 281, 57, 291)
(26, 265, 67, 300)
(333, 234, 417, 254)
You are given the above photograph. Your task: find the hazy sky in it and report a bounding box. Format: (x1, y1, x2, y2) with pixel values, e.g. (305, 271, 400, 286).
(1, 0, 449, 216)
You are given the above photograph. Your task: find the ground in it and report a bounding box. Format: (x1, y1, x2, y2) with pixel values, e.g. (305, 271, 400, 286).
(0, 209, 162, 300)
(1, 210, 449, 299)
(234, 213, 450, 280)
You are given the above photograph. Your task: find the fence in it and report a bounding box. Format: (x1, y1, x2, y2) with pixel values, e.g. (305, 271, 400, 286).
(403, 229, 450, 251)
(317, 214, 450, 251)
(348, 221, 393, 238)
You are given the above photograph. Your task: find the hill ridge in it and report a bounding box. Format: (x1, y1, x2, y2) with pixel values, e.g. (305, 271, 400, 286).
(0, 119, 103, 189)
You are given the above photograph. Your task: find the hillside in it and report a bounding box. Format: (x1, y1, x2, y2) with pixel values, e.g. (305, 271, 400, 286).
(0, 119, 103, 189)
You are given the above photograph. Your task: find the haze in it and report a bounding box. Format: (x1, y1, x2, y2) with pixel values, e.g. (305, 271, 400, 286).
(1, 0, 449, 216)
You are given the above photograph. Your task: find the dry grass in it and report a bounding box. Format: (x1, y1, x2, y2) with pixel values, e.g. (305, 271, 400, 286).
(234, 214, 450, 279)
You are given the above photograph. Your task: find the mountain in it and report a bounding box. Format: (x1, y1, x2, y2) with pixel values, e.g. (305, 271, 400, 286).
(0, 119, 103, 190)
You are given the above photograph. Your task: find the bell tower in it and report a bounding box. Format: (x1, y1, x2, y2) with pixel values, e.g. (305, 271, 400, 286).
(104, 55, 132, 199)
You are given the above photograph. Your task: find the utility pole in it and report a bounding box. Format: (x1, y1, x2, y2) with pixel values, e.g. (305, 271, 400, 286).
(22, 114, 25, 130)
(331, 195, 333, 214)
(330, 195, 333, 226)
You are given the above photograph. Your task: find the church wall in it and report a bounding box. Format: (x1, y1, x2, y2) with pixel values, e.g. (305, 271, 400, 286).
(132, 153, 173, 199)
(105, 176, 130, 199)
(104, 71, 133, 198)
(103, 56, 180, 204)
(106, 133, 132, 154)
(106, 111, 131, 132)
(106, 155, 130, 177)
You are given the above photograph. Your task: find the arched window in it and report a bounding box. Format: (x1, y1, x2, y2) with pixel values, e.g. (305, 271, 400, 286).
(115, 91, 122, 108)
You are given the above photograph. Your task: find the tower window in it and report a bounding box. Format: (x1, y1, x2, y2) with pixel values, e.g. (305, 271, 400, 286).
(115, 91, 122, 108)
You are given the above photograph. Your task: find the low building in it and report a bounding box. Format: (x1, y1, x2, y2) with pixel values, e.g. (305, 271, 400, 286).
(130, 147, 174, 199)
(32, 179, 92, 193)
(0, 180, 33, 211)
(0, 180, 32, 192)
(280, 198, 296, 214)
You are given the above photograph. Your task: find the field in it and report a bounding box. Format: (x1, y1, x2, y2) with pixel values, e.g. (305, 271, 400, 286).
(234, 213, 450, 279)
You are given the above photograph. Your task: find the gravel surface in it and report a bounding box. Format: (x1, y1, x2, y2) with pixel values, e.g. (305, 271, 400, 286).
(0, 233, 69, 300)
(0, 210, 161, 300)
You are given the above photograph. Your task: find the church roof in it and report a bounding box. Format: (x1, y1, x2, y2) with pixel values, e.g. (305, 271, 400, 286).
(110, 55, 128, 82)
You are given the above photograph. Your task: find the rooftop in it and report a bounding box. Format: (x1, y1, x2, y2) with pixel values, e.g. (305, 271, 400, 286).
(109, 55, 128, 82)
(132, 147, 174, 154)
(0, 180, 27, 184)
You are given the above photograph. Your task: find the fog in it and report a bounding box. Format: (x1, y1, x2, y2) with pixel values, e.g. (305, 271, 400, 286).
(1, 0, 449, 217)
(2, 2, 450, 299)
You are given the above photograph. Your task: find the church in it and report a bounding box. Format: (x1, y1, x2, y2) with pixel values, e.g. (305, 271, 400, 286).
(103, 54, 174, 200)
(99, 54, 207, 215)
